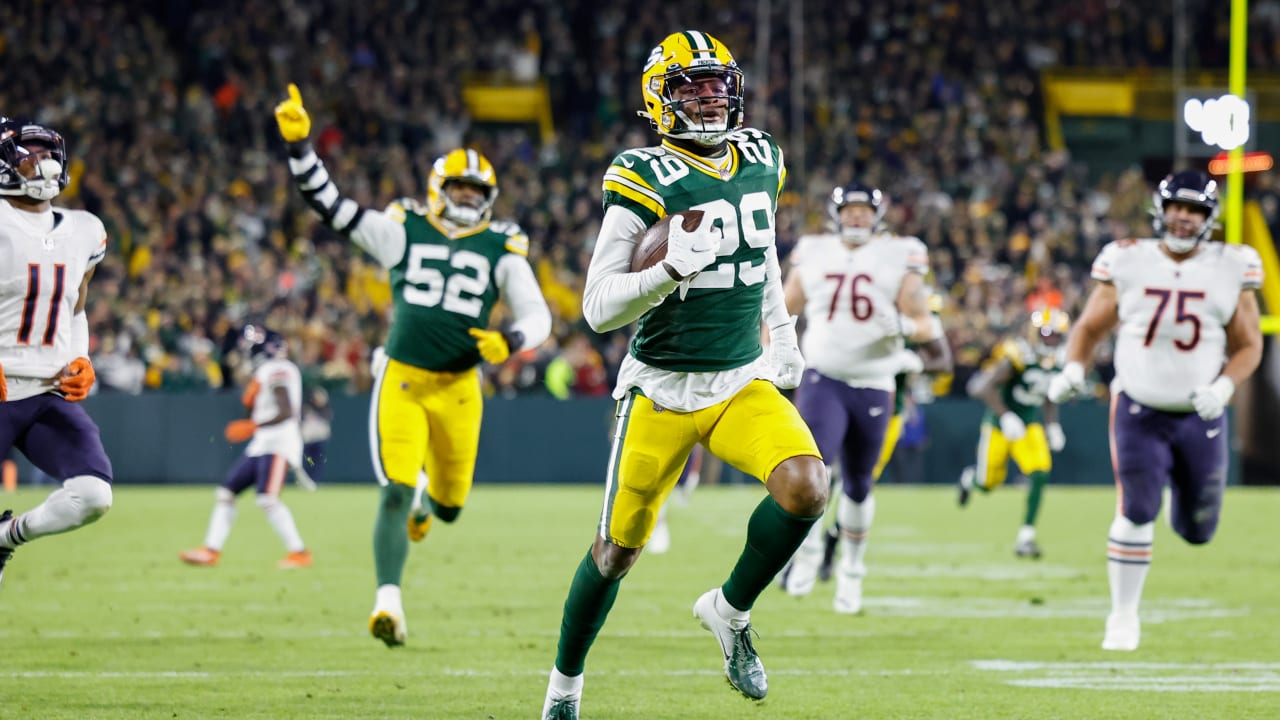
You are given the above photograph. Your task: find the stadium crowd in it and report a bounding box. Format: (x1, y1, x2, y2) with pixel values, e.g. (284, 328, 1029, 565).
(2, 0, 1276, 397)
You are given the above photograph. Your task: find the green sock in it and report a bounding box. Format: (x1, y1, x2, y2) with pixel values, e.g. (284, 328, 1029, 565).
(722, 496, 821, 612)
(555, 548, 623, 676)
(1024, 471, 1048, 526)
(373, 483, 414, 586)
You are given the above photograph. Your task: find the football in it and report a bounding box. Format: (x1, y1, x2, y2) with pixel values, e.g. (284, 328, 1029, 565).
(630, 210, 705, 273)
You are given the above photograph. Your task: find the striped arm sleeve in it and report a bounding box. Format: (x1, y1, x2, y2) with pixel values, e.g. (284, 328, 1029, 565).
(287, 142, 405, 267)
(288, 143, 365, 234)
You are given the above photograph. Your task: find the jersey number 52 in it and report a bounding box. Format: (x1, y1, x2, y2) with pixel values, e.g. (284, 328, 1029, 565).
(403, 246, 490, 318)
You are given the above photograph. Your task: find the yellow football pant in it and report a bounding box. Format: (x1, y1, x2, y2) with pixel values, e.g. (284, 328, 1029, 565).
(975, 422, 1052, 490)
(600, 380, 821, 548)
(369, 356, 482, 509)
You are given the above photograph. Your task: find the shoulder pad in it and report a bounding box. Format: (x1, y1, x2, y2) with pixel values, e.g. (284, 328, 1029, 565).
(490, 220, 530, 256)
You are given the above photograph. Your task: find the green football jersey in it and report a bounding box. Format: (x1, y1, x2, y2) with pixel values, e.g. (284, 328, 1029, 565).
(601, 129, 787, 372)
(383, 199, 529, 372)
(982, 337, 1060, 427)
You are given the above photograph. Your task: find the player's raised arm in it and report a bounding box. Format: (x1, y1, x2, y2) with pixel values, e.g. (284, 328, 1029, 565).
(273, 83, 405, 269)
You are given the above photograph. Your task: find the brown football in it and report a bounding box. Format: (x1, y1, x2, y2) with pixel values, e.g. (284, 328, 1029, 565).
(630, 210, 705, 273)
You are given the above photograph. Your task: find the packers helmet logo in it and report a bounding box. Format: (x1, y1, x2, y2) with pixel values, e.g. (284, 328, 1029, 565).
(1028, 307, 1070, 356)
(426, 148, 499, 227)
(638, 30, 745, 147)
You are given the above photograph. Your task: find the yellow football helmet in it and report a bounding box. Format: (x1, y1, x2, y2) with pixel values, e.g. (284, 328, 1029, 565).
(1027, 307, 1071, 356)
(639, 30, 745, 146)
(426, 148, 498, 227)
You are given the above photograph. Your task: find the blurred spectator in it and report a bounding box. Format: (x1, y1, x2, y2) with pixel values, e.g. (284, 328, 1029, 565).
(6, 0, 1245, 396)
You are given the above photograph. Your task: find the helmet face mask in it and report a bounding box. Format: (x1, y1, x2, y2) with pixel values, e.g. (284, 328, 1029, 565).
(1152, 171, 1219, 254)
(427, 149, 498, 227)
(641, 31, 745, 147)
(0, 120, 69, 202)
(829, 183, 885, 244)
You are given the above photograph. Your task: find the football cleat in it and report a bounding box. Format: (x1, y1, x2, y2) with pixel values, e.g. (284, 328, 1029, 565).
(1102, 612, 1141, 651)
(693, 588, 768, 700)
(833, 566, 864, 615)
(178, 547, 221, 567)
(818, 526, 839, 582)
(957, 466, 975, 507)
(1014, 538, 1043, 560)
(407, 507, 433, 543)
(0, 509, 14, 590)
(278, 550, 313, 569)
(370, 608, 407, 648)
(647, 515, 671, 555)
(541, 694, 580, 720)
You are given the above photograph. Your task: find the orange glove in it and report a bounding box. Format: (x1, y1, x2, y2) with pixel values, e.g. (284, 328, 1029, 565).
(224, 419, 258, 443)
(56, 357, 95, 402)
(0, 361, 7, 402)
(241, 380, 261, 408)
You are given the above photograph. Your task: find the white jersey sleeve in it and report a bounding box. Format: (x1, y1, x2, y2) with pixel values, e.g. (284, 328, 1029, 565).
(0, 203, 107, 398)
(796, 233, 922, 391)
(246, 358, 304, 465)
(1109, 240, 1252, 411)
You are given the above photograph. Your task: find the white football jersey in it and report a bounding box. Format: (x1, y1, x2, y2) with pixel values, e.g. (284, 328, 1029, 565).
(1094, 239, 1262, 411)
(791, 232, 929, 391)
(0, 201, 107, 400)
(246, 357, 304, 465)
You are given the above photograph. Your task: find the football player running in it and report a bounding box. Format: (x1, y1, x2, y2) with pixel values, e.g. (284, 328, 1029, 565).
(273, 86, 551, 647)
(778, 182, 951, 613)
(541, 31, 827, 719)
(958, 307, 1070, 559)
(179, 325, 313, 569)
(1048, 170, 1262, 651)
(0, 119, 113, 589)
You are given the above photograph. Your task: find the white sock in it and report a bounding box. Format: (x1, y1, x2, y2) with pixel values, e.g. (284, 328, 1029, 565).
(713, 587, 749, 625)
(1016, 524, 1036, 545)
(204, 488, 238, 551)
(547, 666, 584, 696)
(8, 476, 112, 544)
(375, 584, 402, 611)
(1107, 515, 1154, 616)
(257, 495, 305, 553)
(837, 493, 876, 577)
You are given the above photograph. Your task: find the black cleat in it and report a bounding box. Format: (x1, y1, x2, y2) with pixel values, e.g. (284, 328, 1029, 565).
(0, 510, 15, 590)
(957, 467, 975, 507)
(818, 526, 839, 583)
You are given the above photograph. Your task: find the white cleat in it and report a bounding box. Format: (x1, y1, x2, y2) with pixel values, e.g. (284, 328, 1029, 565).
(783, 555, 820, 597)
(647, 517, 671, 555)
(369, 605, 408, 648)
(542, 692, 580, 720)
(833, 567, 864, 615)
(1101, 612, 1140, 651)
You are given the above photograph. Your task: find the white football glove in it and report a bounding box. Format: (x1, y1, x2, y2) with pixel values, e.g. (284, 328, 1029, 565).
(663, 213, 719, 281)
(1047, 362, 1086, 404)
(1046, 422, 1066, 452)
(769, 317, 805, 390)
(999, 411, 1027, 442)
(892, 349, 925, 376)
(1190, 376, 1234, 421)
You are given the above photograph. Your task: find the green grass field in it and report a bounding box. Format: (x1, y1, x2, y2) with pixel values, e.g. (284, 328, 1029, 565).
(3, 483, 1279, 719)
